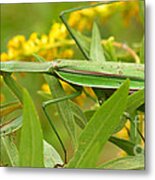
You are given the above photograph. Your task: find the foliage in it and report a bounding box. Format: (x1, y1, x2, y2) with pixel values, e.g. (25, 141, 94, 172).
(0, 1, 144, 169)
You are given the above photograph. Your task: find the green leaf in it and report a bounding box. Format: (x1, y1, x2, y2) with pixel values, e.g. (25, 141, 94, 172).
(43, 140, 63, 168)
(90, 22, 106, 62)
(0, 136, 19, 166)
(84, 109, 127, 135)
(0, 116, 22, 137)
(109, 136, 136, 155)
(19, 88, 44, 167)
(79, 91, 144, 154)
(83, 111, 139, 156)
(67, 80, 129, 168)
(99, 155, 144, 169)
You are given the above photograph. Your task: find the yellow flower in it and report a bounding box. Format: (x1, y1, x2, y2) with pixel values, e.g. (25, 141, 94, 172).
(0, 53, 9, 62)
(60, 49, 74, 58)
(41, 83, 51, 94)
(41, 34, 48, 45)
(30, 32, 38, 42)
(8, 48, 19, 59)
(68, 11, 81, 27)
(8, 35, 25, 49)
(77, 18, 90, 32)
(45, 48, 58, 60)
(80, 8, 95, 17)
(49, 23, 67, 43)
(94, 4, 109, 15)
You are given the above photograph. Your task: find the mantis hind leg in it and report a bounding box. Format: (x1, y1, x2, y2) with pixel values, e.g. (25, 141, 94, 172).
(42, 90, 82, 165)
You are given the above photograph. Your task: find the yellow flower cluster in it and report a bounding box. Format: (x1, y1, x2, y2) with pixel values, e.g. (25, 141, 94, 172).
(68, 3, 114, 31)
(0, 23, 74, 62)
(68, 1, 140, 31)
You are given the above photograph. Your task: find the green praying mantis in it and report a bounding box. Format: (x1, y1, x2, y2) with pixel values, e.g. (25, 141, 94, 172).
(0, 1, 144, 165)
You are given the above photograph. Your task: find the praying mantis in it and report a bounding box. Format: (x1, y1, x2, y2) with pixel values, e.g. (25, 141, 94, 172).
(0, 1, 144, 166)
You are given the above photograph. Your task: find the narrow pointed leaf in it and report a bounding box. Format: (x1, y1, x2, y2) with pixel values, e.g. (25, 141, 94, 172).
(19, 88, 44, 167)
(67, 80, 129, 168)
(90, 22, 106, 62)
